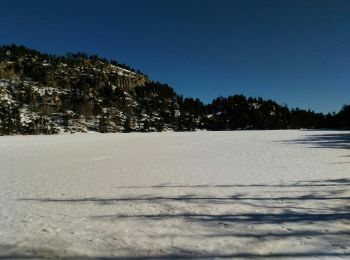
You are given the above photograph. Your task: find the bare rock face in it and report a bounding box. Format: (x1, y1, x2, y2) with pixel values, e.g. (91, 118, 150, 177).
(107, 64, 149, 89)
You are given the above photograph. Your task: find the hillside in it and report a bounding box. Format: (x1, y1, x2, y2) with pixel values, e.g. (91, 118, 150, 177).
(0, 45, 348, 135)
(0, 45, 178, 134)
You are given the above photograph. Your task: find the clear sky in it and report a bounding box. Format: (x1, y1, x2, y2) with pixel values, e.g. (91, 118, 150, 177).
(0, 0, 349, 113)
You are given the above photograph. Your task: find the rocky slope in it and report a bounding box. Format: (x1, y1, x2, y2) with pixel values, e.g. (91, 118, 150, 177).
(0, 45, 183, 134)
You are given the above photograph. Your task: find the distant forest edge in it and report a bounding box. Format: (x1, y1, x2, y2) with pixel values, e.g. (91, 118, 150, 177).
(0, 44, 349, 135)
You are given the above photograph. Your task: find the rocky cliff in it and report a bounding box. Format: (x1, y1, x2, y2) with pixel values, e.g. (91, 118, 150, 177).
(0, 45, 184, 134)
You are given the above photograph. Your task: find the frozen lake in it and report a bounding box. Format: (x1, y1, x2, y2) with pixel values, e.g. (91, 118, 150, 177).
(0, 130, 349, 259)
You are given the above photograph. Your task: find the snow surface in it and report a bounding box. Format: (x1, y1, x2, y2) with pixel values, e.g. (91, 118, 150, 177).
(0, 130, 349, 259)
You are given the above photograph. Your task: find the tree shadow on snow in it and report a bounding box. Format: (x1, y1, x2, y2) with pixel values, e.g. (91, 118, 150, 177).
(13, 178, 350, 259)
(1, 239, 350, 259)
(281, 131, 350, 150)
(0, 246, 350, 260)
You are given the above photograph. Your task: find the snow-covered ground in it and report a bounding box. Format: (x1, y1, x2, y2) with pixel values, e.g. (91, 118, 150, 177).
(0, 130, 349, 259)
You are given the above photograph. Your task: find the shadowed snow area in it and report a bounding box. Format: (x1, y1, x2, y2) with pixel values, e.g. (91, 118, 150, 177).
(0, 130, 349, 259)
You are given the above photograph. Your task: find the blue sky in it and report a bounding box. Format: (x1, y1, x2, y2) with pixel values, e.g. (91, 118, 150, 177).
(1, 0, 349, 113)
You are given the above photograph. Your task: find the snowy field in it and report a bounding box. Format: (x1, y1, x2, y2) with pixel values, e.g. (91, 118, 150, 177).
(0, 130, 349, 259)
